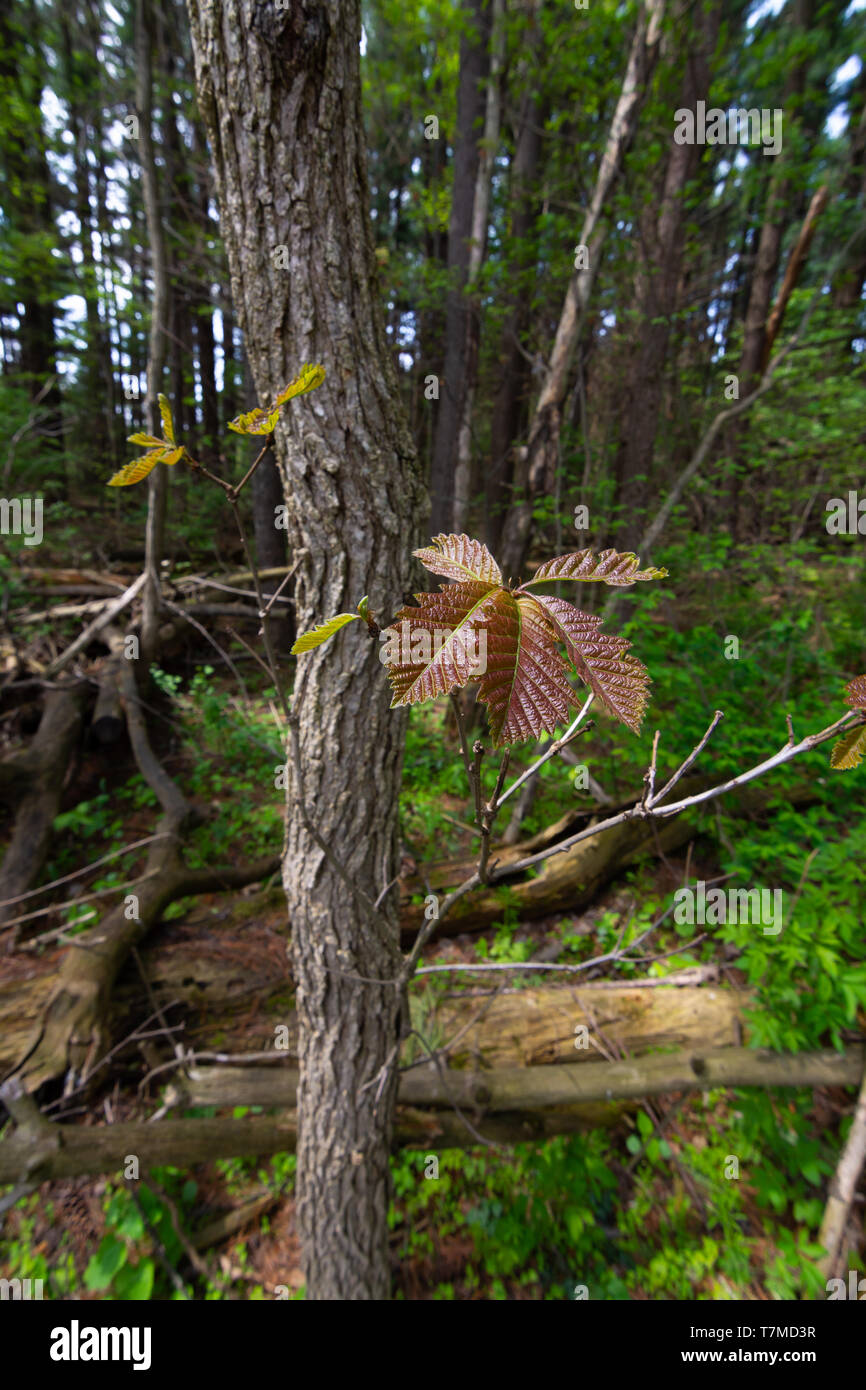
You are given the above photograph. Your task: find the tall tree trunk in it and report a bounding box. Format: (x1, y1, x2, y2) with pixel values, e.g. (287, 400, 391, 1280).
(187, 0, 426, 1299)
(498, 0, 665, 579)
(429, 0, 491, 533)
(453, 0, 505, 531)
(832, 75, 866, 313)
(612, 0, 722, 551)
(135, 0, 170, 662)
(486, 2, 545, 552)
(193, 124, 220, 461)
(0, 0, 63, 456)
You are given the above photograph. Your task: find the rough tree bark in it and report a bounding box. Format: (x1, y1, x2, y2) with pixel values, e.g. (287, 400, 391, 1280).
(186, 0, 427, 1299)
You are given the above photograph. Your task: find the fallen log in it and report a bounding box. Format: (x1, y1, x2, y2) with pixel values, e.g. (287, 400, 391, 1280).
(2, 1044, 863, 1184)
(166, 979, 743, 1106)
(0, 922, 741, 1077)
(42, 572, 146, 678)
(398, 772, 819, 942)
(6, 649, 280, 1092)
(0, 684, 88, 936)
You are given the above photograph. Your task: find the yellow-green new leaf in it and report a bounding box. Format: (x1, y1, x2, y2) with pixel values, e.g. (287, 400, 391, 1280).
(107, 448, 166, 487)
(275, 362, 326, 405)
(291, 611, 360, 654)
(227, 404, 279, 436)
(228, 364, 325, 435)
(830, 723, 866, 771)
(158, 394, 176, 444)
(127, 432, 165, 448)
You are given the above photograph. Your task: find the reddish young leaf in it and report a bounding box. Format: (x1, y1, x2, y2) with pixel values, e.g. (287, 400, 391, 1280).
(843, 675, 866, 711)
(526, 548, 667, 587)
(475, 593, 577, 745)
(413, 533, 503, 587)
(530, 595, 651, 734)
(383, 581, 496, 706)
(377, 535, 664, 745)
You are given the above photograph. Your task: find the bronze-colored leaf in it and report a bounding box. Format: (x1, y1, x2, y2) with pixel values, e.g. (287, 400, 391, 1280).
(843, 675, 866, 711)
(532, 594, 651, 733)
(476, 593, 577, 745)
(525, 548, 667, 587)
(384, 581, 495, 706)
(413, 533, 503, 587)
(378, 535, 661, 745)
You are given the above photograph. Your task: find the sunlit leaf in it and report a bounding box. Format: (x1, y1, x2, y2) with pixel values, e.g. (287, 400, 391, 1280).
(158, 393, 175, 444)
(162, 447, 184, 466)
(107, 448, 165, 487)
(525, 548, 668, 587)
(274, 362, 326, 406)
(291, 611, 360, 653)
(228, 363, 326, 435)
(127, 432, 164, 447)
(227, 404, 280, 436)
(830, 724, 866, 771)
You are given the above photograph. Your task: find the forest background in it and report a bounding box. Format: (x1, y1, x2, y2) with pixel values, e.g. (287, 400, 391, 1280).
(0, 0, 865, 1301)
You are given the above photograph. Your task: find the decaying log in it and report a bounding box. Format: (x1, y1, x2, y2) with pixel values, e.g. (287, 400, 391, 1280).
(0, 919, 741, 1079)
(398, 773, 819, 942)
(166, 980, 744, 1106)
(90, 656, 125, 745)
(2, 1044, 863, 1185)
(6, 650, 279, 1092)
(817, 1060, 866, 1279)
(0, 684, 88, 935)
(428, 978, 743, 1069)
(0, 893, 289, 1073)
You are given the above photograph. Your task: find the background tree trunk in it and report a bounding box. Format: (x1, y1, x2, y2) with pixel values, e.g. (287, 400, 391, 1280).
(187, 0, 427, 1299)
(135, 0, 169, 663)
(429, 0, 491, 533)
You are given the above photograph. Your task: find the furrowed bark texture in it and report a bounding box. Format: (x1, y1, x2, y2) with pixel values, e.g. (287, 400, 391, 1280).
(186, 0, 426, 1299)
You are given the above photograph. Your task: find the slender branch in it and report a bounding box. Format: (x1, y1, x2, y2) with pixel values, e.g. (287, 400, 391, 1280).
(650, 710, 724, 806)
(496, 693, 594, 808)
(400, 705, 858, 984)
(230, 440, 272, 498)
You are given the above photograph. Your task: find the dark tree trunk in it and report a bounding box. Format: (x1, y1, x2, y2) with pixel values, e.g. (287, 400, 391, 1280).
(612, 0, 721, 551)
(0, 0, 63, 451)
(486, 24, 546, 552)
(187, 0, 427, 1299)
(428, 0, 491, 533)
(832, 73, 866, 312)
(193, 122, 220, 462)
(135, 0, 170, 661)
(245, 357, 293, 650)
